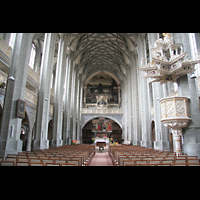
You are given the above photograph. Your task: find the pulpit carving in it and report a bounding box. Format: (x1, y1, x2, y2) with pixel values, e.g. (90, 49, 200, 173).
(159, 96, 191, 155)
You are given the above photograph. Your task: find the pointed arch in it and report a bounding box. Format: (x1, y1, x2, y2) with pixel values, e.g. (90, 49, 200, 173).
(84, 70, 121, 87)
(82, 115, 122, 129)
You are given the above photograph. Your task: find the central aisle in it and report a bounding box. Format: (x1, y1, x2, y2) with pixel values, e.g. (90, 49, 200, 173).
(89, 145, 113, 166)
(89, 152, 113, 166)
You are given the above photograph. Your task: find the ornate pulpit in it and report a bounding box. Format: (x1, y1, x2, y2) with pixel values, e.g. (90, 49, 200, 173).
(137, 33, 200, 155)
(159, 96, 191, 155)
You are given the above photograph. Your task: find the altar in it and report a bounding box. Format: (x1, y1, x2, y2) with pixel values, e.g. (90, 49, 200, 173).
(94, 136, 110, 144)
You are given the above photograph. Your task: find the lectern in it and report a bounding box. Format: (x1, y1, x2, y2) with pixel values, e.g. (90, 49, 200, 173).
(96, 141, 106, 151)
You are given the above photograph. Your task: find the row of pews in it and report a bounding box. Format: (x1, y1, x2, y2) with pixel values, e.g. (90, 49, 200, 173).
(0, 145, 95, 166)
(109, 145, 200, 166)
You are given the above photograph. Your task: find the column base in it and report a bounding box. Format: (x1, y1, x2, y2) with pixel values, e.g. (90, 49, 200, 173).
(33, 139, 49, 150)
(132, 140, 141, 146)
(0, 139, 23, 157)
(123, 140, 131, 145)
(154, 141, 171, 151)
(141, 140, 153, 148)
(51, 139, 63, 147)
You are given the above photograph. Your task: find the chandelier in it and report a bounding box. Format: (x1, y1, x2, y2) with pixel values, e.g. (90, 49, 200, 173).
(137, 33, 200, 84)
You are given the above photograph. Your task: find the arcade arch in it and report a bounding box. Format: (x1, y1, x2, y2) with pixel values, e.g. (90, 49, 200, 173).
(83, 71, 121, 105)
(84, 70, 121, 87)
(82, 116, 122, 144)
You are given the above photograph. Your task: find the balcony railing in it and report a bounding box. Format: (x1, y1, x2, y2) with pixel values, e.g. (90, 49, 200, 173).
(0, 70, 7, 83)
(27, 66, 40, 86)
(81, 108, 123, 114)
(24, 88, 38, 105)
(0, 37, 12, 59)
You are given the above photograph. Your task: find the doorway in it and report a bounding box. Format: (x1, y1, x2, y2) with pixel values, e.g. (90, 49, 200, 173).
(20, 112, 29, 151)
(151, 120, 155, 148)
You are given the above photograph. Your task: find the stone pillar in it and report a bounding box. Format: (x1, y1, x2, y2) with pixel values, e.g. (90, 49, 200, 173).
(79, 78, 83, 143)
(72, 66, 78, 140)
(172, 129, 182, 155)
(137, 34, 152, 148)
(152, 82, 170, 151)
(173, 33, 200, 157)
(34, 33, 56, 150)
(130, 52, 141, 145)
(148, 33, 170, 151)
(121, 74, 126, 140)
(62, 54, 70, 145)
(0, 33, 33, 157)
(123, 74, 128, 141)
(127, 65, 132, 142)
(51, 34, 68, 147)
(66, 58, 74, 141)
(69, 61, 76, 139)
(76, 73, 81, 142)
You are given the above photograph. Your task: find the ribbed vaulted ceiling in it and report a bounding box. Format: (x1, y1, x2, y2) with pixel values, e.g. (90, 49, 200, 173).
(69, 33, 137, 83)
(32, 33, 137, 84)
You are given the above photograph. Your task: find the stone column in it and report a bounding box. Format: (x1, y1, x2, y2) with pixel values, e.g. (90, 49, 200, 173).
(148, 33, 170, 151)
(137, 33, 152, 148)
(130, 52, 141, 145)
(72, 66, 78, 140)
(34, 33, 56, 150)
(0, 33, 33, 157)
(51, 34, 68, 147)
(66, 58, 74, 141)
(79, 78, 83, 143)
(76, 73, 81, 142)
(62, 54, 70, 145)
(121, 75, 125, 140)
(173, 34, 200, 158)
(152, 81, 170, 151)
(172, 129, 182, 155)
(69, 61, 76, 139)
(123, 74, 128, 141)
(127, 65, 132, 142)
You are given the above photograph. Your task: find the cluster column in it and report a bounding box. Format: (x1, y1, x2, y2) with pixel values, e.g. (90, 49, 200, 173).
(34, 33, 56, 150)
(137, 33, 152, 148)
(130, 52, 141, 145)
(51, 34, 68, 147)
(173, 33, 200, 157)
(148, 33, 170, 151)
(0, 33, 33, 157)
(63, 54, 74, 144)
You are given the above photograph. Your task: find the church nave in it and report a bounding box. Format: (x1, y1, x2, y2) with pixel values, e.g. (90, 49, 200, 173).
(0, 33, 200, 160)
